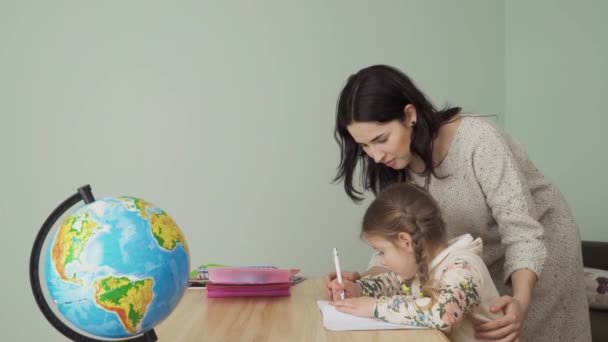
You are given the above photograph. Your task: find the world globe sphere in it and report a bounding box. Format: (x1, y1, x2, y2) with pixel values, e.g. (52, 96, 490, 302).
(30, 186, 189, 341)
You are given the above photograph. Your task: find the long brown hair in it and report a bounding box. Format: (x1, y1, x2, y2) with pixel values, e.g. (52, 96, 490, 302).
(362, 183, 447, 306)
(333, 64, 461, 202)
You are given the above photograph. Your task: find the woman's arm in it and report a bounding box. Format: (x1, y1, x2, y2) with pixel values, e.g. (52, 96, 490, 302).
(470, 123, 546, 340)
(510, 269, 536, 309)
(471, 124, 547, 283)
(475, 269, 536, 340)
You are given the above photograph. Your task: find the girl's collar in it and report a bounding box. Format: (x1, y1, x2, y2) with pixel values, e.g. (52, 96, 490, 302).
(428, 234, 475, 271)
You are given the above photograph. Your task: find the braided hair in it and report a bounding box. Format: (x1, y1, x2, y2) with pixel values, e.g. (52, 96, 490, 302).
(361, 182, 446, 307)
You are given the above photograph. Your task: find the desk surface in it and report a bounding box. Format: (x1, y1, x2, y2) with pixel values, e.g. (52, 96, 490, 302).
(155, 278, 449, 342)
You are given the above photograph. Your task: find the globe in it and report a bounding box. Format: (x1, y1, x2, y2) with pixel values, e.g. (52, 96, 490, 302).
(30, 186, 190, 341)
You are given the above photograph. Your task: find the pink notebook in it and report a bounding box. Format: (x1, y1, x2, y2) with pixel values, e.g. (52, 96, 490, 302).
(206, 283, 291, 298)
(208, 267, 300, 284)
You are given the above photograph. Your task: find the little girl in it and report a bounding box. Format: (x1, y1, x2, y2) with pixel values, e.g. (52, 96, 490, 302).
(329, 183, 502, 341)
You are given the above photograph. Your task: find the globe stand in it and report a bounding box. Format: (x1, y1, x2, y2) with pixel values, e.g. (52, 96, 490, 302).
(30, 185, 159, 342)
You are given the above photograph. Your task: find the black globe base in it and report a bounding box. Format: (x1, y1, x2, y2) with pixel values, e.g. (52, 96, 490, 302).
(134, 329, 158, 342)
(29, 185, 161, 342)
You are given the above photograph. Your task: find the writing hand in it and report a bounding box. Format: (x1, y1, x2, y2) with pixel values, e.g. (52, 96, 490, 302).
(332, 296, 376, 318)
(323, 271, 361, 299)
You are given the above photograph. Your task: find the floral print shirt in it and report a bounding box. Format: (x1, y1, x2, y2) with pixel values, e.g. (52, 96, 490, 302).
(356, 258, 482, 332)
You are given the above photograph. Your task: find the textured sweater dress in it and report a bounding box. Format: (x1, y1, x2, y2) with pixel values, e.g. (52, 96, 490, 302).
(368, 116, 591, 341)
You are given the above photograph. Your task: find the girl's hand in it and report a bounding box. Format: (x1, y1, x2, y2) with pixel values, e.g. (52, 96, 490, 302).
(328, 279, 363, 301)
(475, 295, 529, 341)
(332, 297, 377, 318)
(324, 271, 361, 299)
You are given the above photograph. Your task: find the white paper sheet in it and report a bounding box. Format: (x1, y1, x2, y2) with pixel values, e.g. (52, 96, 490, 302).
(316, 300, 427, 331)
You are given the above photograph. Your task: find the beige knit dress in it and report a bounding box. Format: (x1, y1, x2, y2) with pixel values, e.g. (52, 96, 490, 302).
(368, 116, 591, 341)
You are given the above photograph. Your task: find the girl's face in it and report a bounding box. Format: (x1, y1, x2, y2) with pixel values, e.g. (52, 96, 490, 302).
(346, 105, 416, 170)
(365, 232, 418, 279)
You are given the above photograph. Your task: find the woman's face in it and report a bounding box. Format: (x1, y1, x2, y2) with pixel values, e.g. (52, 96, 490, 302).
(346, 105, 416, 170)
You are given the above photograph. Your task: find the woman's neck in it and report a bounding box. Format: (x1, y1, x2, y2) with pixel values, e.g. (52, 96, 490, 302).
(409, 116, 462, 174)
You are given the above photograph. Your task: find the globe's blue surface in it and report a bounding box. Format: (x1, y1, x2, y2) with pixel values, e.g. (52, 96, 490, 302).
(44, 196, 190, 339)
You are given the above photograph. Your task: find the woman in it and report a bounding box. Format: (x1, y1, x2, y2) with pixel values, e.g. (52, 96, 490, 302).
(325, 65, 591, 341)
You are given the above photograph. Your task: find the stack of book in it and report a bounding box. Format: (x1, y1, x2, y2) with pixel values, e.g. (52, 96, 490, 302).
(205, 266, 301, 298)
(188, 263, 228, 288)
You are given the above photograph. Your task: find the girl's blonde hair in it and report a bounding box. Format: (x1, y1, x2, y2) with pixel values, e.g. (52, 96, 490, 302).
(362, 183, 447, 306)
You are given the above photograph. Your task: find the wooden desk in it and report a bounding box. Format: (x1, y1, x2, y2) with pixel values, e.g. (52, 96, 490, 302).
(156, 278, 449, 341)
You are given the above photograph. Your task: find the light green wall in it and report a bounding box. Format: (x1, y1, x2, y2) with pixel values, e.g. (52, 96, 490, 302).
(0, 1, 503, 340)
(505, 0, 608, 241)
(4, 1, 606, 341)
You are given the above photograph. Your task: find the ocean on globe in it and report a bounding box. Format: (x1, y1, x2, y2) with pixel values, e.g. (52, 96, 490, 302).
(44, 196, 190, 339)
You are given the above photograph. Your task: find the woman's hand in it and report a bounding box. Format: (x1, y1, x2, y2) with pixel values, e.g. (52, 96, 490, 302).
(324, 271, 361, 299)
(332, 297, 377, 318)
(328, 279, 363, 301)
(475, 295, 529, 342)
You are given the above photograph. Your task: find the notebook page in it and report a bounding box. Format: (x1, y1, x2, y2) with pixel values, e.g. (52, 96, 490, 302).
(317, 300, 427, 331)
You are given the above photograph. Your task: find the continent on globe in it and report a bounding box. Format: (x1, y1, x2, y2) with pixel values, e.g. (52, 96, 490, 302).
(119, 196, 155, 219)
(94, 276, 154, 334)
(150, 212, 189, 251)
(51, 212, 101, 284)
(117, 196, 189, 253)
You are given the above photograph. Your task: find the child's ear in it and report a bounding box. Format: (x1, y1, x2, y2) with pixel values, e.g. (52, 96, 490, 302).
(397, 232, 412, 248)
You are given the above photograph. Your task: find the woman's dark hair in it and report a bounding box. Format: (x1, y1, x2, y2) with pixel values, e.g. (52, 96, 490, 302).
(333, 65, 461, 202)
